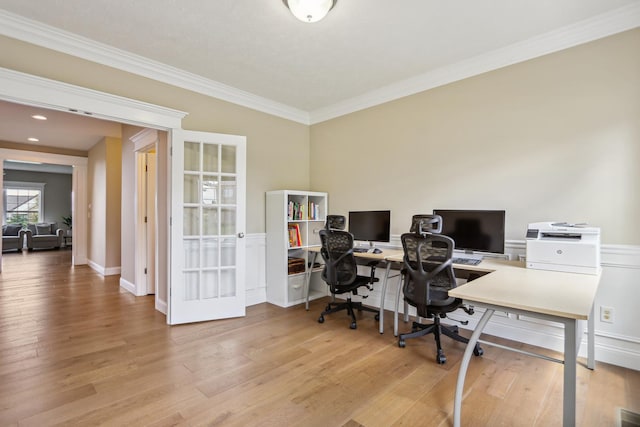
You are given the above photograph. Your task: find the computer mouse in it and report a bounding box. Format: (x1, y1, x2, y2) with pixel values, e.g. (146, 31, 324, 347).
(373, 248, 382, 254)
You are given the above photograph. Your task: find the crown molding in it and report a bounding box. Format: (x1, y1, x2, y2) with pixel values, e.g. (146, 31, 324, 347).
(309, 2, 640, 124)
(1, 5, 638, 126)
(0, 10, 310, 125)
(0, 68, 187, 129)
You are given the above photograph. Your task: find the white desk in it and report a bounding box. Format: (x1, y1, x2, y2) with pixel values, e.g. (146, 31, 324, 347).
(446, 262, 601, 427)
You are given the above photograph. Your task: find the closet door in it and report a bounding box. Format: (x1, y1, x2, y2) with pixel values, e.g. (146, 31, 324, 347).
(168, 129, 246, 325)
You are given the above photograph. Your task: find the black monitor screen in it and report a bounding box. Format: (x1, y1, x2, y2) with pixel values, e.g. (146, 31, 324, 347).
(433, 209, 505, 254)
(348, 210, 391, 243)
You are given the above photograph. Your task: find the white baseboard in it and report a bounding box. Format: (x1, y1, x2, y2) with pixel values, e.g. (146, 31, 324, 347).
(120, 277, 136, 295)
(155, 298, 167, 315)
(88, 259, 121, 276)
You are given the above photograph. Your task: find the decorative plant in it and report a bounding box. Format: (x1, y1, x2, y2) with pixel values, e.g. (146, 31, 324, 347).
(62, 215, 72, 229)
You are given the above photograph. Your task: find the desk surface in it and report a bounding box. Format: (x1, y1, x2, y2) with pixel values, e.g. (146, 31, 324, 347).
(449, 265, 600, 320)
(307, 245, 403, 261)
(310, 247, 600, 320)
(383, 254, 600, 320)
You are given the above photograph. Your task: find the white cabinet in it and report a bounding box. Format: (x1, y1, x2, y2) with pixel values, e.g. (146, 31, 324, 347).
(266, 190, 328, 307)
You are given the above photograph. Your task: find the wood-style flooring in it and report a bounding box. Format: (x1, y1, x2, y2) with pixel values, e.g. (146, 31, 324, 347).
(1, 250, 638, 426)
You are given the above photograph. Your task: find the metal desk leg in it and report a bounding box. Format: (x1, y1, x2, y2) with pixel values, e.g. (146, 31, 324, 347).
(563, 318, 578, 427)
(587, 303, 595, 370)
(379, 262, 393, 334)
(304, 252, 318, 311)
(393, 274, 404, 337)
(454, 308, 494, 427)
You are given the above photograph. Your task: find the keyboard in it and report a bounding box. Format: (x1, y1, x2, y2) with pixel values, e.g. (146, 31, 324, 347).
(352, 247, 382, 254)
(452, 257, 482, 266)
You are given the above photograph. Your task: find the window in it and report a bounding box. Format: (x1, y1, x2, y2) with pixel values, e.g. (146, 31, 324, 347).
(3, 181, 45, 225)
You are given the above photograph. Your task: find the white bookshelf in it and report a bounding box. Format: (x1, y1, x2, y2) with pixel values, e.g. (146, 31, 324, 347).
(266, 190, 328, 307)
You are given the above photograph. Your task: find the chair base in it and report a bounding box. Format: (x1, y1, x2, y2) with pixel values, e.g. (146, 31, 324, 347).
(318, 297, 379, 329)
(398, 316, 483, 364)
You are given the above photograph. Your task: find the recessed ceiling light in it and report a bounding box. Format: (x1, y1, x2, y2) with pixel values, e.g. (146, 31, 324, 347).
(27, 137, 39, 142)
(31, 114, 47, 120)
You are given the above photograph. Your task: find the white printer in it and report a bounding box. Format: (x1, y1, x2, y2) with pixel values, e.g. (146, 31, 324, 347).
(525, 222, 601, 275)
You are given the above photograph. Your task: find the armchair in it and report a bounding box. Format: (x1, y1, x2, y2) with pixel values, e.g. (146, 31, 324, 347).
(396, 218, 483, 364)
(317, 216, 379, 329)
(2, 224, 26, 252)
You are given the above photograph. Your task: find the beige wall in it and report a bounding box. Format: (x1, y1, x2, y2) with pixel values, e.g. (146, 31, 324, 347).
(310, 29, 640, 245)
(120, 125, 140, 284)
(87, 140, 106, 266)
(87, 136, 122, 269)
(1, 30, 637, 245)
(0, 35, 310, 234)
(105, 137, 122, 268)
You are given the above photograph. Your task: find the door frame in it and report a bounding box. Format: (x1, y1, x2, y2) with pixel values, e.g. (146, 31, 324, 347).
(0, 148, 88, 268)
(0, 68, 187, 306)
(131, 128, 159, 301)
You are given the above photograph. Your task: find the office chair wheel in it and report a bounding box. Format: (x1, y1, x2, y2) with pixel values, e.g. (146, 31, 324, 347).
(398, 339, 406, 348)
(473, 345, 483, 357)
(436, 350, 447, 364)
(318, 315, 325, 324)
(350, 321, 357, 329)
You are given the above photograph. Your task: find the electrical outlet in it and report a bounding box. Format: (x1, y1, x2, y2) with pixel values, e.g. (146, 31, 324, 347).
(600, 306, 614, 323)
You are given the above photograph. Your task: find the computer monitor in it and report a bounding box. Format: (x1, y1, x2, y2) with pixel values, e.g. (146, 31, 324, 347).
(348, 210, 391, 247)
(433, 209, 505, 254)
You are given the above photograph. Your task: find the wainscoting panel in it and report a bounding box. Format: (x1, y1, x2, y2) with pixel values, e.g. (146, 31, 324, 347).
(245, 233, 267, 306)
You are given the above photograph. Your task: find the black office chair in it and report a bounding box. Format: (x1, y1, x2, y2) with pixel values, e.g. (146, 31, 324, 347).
(409, 214, 442, 234)
(325, 214, 346, 231)
(397, 220, 483, 363)
(318, 222, 379, 329)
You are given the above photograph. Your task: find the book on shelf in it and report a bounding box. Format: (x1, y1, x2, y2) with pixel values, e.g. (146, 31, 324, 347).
(308, 201, 321, 220)
(288, 200, 306, 220)
(287, 223, 302, 247)
(287, 257, 306, 274)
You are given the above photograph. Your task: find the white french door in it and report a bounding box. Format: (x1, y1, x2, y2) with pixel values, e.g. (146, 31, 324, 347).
(169, 129, 246, 325)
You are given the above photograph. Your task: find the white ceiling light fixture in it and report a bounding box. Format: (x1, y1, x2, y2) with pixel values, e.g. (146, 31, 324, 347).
(283, 0, 337, 23)
(31, 114, 47, 120)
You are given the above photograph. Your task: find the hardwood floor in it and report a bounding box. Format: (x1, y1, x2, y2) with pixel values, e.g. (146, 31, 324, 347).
(1, 250, 638, 426)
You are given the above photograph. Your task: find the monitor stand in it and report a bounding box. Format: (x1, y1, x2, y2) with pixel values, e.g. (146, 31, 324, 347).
(453, 250, 483, 262)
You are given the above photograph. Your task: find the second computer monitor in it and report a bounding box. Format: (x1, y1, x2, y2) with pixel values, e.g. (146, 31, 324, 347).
(348, 210, 391, 245)
(433, 209, 505, 254)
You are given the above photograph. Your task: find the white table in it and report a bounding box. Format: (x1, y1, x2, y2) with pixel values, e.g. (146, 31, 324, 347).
(447, 263, 601, 427)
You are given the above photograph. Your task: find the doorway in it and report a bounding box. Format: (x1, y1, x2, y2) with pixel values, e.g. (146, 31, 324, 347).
(132, 128, 159, 302)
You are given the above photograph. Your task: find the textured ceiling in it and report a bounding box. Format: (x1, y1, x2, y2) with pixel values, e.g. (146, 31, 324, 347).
(0, 0, 637, 113)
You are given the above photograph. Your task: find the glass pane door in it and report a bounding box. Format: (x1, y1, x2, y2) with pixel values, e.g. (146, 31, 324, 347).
(169, 130, 246, 324)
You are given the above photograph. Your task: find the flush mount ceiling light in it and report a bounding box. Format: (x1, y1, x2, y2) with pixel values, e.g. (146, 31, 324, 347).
(31, 114, 47, 120)
(283, 0, 337, 23)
